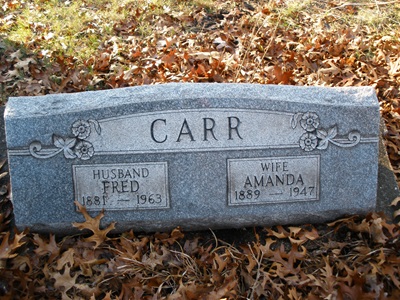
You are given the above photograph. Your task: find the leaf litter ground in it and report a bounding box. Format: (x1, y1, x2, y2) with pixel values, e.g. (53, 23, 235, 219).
(1, 0, 400, 298)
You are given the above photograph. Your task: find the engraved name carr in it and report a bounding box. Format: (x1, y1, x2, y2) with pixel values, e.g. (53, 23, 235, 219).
(22, 109, 363, 159)
(150, 116, 243, 143)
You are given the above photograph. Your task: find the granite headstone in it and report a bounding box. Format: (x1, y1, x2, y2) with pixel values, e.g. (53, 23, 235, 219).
(5, 83, 380, 233)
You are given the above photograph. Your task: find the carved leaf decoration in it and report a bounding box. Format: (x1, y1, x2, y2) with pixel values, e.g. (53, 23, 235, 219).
(290, 113, 303, 129)
(53, 135, 76, 149)
(327, 126, 337, 139)
(316, 127, 339, 150)
(52, 135, 77, 159)
(89, 119, 101, 135)
(64, 138, 77, 158)
(53, 135, 66, 148)
(64, 147, 76, 159)
(64, 137, 76, 148)
(72, 201, 116, 249)
(316, 129, 327, 140)
(316, 129, 328, 150)
(317, 139, 329, 150)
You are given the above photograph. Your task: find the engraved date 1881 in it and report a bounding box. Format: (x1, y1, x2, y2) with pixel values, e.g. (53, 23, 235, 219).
(82, 195, 108, 206)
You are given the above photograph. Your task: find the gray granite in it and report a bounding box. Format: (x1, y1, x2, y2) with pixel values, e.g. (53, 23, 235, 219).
(5, 83, 382, 234)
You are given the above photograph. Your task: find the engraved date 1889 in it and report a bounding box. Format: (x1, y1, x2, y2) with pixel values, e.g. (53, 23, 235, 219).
(234, 189, 261, 201)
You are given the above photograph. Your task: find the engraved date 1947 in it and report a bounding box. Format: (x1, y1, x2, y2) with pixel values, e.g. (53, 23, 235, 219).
(289, 186, 315, 197)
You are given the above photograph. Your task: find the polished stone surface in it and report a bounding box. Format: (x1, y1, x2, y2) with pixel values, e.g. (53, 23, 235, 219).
(5, 83, 381, 233)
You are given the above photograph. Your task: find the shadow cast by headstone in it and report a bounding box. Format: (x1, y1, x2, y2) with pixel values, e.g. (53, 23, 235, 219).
(377, 120, 400, 222)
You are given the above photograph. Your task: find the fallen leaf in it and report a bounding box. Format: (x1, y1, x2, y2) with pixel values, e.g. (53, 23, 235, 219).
(72, 201, 116, 249)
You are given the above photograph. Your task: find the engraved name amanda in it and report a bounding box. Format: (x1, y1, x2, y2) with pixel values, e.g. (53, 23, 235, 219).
(228, 155, 320, 206)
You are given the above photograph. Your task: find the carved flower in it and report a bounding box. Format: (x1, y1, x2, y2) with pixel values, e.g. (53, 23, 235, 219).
(74, 141, 94, 160)
(300, 112, 319, 132)
(299, 133, 318, 152)
(72, 120, 91, 139)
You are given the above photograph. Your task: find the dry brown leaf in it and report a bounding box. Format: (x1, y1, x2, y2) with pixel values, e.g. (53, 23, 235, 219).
(265, 225, 290, 239)
(56, 248, 75, 270)
(33, 234, 59, 260)
(72, 201, 116, 248)
(52, 265, 80, 297)
(241, 245, 258, 273)
(258, 238, 276, 257)
(0, 231, 25, 260)
(391, 196, 400, 222)
(2, 1, 400, 298)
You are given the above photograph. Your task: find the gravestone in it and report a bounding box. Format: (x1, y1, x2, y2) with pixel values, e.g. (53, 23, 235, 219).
(5, 83, 380, 234)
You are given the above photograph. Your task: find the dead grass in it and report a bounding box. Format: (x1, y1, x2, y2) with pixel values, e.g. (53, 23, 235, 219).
(0, 1, 400, 298)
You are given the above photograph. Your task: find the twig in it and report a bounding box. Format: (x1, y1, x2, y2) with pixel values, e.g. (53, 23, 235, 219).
(209, 228, 218, 249)
(329, 1, 399, 11)
(251, 13, 282, 83)
(234, 16, 261, 81)
(375, 0, 381, 11)
(248, 244, 263, 300)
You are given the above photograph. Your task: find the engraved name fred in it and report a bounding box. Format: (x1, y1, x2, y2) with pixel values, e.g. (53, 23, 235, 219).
(73, 163, 169, 211)
(227, 156, 320, 205)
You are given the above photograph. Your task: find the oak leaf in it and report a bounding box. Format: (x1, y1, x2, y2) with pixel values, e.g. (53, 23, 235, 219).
(240, 244, 259, 273)
(156, 227, 184, 245)
(72, 201, 116, 249)
(0, 231, 25, 260)
(391, 196, 400, 222)
(52, 265, 79, 298)
(265, 225, 290, 239)
(258, 238, 276, 258)
(33, 233, 59, 263)
(207, 268, 237, 299)
(56, 248, 75, 270)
